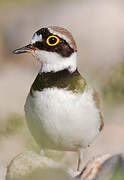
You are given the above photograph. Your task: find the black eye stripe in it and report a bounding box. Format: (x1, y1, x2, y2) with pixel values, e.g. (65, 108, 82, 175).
(33, 31, 74, 57)
(33, 41, 42, 48)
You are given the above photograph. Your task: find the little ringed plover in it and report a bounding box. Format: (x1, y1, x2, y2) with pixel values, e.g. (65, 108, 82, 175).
(13, 26, 104, 172)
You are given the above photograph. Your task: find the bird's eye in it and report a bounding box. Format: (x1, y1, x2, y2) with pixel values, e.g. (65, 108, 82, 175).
(46, 35, 60, 46)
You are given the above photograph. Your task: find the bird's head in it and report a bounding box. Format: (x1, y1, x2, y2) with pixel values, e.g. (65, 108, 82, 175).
(13, 26, 77, 72)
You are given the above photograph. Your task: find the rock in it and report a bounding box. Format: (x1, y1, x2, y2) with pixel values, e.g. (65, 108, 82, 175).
(6, 151, 72, 180)
(94, 154, 124, 180)
(78, 154, 124, 180)
(78, 154, 111, 180)
(6, 151, 124, 180)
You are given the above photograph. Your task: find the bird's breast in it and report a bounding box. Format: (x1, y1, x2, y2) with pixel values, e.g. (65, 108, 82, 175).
(25, 87, 101, 151)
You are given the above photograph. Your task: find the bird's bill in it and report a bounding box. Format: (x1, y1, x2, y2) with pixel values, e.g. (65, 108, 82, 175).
(12, 44, 35, 54)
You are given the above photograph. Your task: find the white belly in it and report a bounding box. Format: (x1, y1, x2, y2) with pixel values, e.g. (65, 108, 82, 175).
(25, 87, 101, 151)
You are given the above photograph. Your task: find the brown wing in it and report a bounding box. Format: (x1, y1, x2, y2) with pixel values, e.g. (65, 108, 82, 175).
(93, 90, 104, 131)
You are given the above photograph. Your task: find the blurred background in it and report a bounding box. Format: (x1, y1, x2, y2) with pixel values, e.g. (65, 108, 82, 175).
(0, 0, 124, 170)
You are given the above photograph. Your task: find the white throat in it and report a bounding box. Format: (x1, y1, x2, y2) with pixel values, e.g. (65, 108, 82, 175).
(32, 50, 77, 73)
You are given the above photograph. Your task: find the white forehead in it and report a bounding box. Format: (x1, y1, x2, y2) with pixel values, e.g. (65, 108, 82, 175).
(48, 27, 71, 45)
(31, 33, 42, 44)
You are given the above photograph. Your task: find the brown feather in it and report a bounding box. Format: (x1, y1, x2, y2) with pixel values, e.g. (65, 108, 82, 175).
(93, 90, 104, 131)
(49, 26, 77, 51)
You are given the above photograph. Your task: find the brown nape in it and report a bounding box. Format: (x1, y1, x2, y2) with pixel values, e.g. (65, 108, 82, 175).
(49, 26, 77, 51)
(93, 90, 104, 131)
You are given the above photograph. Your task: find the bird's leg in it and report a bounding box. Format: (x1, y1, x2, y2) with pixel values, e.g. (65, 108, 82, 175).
(77, 150, 84, 171)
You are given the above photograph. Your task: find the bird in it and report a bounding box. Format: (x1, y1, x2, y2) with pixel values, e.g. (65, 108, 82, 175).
(13, 26, 104, 172)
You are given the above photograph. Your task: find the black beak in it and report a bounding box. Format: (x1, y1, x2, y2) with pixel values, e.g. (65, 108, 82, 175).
(12, 44, 35, 54)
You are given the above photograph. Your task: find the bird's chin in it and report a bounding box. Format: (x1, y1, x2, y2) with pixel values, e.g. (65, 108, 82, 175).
(32, 50, 43, 63)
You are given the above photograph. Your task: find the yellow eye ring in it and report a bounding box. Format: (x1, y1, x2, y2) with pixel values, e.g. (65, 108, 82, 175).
(46, 35, 60, 46)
